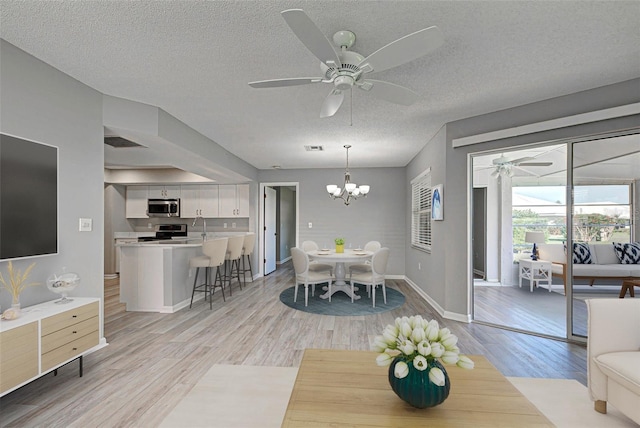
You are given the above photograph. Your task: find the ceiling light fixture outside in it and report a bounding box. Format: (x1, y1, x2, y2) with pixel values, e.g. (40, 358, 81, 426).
(491, 164, 514, 178)
(326, 145, 370, 206)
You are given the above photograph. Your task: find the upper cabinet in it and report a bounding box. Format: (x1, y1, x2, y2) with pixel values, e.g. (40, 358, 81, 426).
(181, 185, 219, 218)
(148, 185, 180, 199)
(125, 186, 149, 218)
(125, 183, 249, 219)
(219, 184, 250, 217)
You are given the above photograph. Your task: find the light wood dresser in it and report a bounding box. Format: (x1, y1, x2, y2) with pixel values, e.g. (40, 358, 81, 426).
(0, 297, 100, 397)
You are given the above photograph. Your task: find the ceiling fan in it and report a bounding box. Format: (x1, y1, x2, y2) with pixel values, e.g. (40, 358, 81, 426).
(248, 9, 444, 118)
(489, 154, 553, 177)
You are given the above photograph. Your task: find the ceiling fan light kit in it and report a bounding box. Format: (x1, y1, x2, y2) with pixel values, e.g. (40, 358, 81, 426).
(326, 145, 370, 206)
(248, 9, 444, 118)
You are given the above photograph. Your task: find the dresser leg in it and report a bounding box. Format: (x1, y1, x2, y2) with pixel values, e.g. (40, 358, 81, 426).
(79, 356, 83, 377)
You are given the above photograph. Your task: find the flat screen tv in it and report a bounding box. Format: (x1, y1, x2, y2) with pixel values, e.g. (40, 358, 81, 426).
(0, 133, 58, 260)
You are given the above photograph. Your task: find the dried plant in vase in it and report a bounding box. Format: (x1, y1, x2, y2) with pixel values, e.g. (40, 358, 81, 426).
(0, 261, 39, 318)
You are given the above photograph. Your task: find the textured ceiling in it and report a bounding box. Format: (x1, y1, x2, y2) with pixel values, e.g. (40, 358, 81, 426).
(1, 1, 639, 171)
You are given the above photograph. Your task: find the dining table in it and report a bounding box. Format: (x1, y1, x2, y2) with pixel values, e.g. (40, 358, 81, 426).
(307, 248, 373, 300)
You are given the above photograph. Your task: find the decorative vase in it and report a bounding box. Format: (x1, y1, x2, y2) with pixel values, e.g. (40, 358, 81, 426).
(336, 244, 344, 253)
(388, 356, 450, 408)
(3, 301, 21, 320)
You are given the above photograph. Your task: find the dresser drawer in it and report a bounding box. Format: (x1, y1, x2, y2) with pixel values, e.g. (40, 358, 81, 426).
(0, 322, 39, 394)
(41, 331, 99, 372)
(41, 316, 99, 354)
(41, 301, 99, 336)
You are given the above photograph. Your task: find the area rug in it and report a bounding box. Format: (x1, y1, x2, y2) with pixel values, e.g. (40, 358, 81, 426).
(160, 364, 638, 428)
(278, 285, 405, 315)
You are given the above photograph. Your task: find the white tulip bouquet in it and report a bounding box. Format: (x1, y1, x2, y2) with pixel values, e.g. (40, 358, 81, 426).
(374, 315, 474, 386)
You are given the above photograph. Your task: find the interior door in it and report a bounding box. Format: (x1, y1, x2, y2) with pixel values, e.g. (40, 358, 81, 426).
(264, 186, 277, 275)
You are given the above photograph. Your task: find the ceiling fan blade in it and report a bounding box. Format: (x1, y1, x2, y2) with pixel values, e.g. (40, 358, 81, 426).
(248, 77, 323, 88)
(281, 9, 341, 67)
(320, 90, 344, 118)
(507, 156, 535, 164)
(512, 165, 542, 176)
(358, 26, 444, 74)
(518, 162, 553, 167)
(359, 79, 419, 106)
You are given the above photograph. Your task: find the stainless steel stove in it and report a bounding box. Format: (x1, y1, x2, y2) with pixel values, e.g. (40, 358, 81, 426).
(137, 224, 187, 242)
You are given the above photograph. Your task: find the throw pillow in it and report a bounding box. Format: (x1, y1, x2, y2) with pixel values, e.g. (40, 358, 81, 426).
(572, 243, 593, 264)
(613, 242, 640, 264)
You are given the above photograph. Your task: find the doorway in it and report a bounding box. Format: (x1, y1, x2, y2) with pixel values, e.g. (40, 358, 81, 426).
(259, 182, 299, 278)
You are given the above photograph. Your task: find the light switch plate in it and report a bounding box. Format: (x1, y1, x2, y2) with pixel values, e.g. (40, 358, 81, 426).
(79, 218, 92, 232)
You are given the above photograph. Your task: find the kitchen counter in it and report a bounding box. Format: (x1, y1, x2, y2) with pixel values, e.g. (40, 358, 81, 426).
(119, 243, 203, 313)
(117, 239, 203, 247)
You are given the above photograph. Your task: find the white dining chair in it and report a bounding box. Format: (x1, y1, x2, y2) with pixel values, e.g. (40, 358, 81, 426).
(189, 237, 228, 309)
(348, 241, 382, 280)
(291, 247, 334, 306)
(349, 247, 390, 307)
(301, 240, 334, 276)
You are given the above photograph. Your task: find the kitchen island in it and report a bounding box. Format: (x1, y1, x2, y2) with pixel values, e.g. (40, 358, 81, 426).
(118, 240, 203, 313)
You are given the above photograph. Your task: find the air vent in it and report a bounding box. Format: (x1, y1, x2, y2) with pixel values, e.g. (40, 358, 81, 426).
(104, 136, 143, 148)
(304, 145, 324, 152)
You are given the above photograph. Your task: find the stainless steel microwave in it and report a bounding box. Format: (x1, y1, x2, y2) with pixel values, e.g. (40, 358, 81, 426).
(147, 199, 180, 217)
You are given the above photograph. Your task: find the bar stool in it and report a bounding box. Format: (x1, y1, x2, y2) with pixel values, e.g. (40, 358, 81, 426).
(223, 235, 245, 296)
(241, 233, 256, 284)
(189, 237, 228, 309)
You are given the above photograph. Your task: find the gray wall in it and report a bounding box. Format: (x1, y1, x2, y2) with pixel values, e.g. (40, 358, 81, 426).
(405, 126, 448, 307)
(258, 167, 405, 275)
(104, 184, 133, 273)
(0, 41, 104, 322)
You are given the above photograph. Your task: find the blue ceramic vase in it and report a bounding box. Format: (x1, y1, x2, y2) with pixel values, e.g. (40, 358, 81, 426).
(388, 356, 451, 408)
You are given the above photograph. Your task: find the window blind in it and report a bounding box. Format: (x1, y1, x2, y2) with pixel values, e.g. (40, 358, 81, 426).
(411, 168, 432, 251)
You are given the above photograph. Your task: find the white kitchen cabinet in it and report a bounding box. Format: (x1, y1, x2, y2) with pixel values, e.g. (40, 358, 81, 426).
(125, 186, 149, 218)
(218, 184, 249, 217)
(180, 185, 219, 218)
(148, 185, 180, 199)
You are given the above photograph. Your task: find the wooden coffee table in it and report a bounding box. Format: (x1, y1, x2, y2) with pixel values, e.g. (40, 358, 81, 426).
(282, 349, 553, 427)
(620, 279, 639, 298)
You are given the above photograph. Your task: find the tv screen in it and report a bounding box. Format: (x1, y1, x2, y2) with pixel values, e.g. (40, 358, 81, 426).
(0, 133, 58, 260)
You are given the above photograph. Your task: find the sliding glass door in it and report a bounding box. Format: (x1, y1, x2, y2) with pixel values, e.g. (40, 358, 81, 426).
(570, 135, 639, 338)
(472, 132, 639, 341)
(471, 144, 567, 338)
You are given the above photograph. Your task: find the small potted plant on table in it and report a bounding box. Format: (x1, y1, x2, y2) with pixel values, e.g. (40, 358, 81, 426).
(335, 238, 345, 253)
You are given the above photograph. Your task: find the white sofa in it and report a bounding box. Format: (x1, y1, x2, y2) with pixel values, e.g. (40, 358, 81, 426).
(586, 298, 640, 424)
(538, 243, 640, 293)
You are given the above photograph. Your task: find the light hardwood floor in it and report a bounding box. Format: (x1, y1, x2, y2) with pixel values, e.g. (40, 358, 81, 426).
(0, 261, 587, 427)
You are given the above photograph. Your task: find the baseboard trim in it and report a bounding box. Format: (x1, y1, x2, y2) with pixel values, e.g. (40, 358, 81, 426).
(402, 276, 471, 323)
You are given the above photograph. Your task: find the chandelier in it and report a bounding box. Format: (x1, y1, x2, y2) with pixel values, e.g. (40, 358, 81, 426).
(326, 145, 370, 205)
